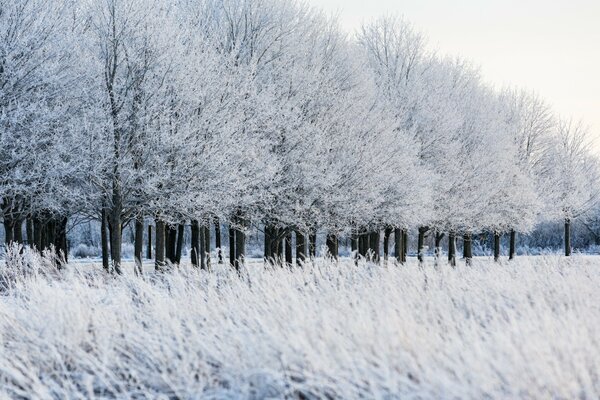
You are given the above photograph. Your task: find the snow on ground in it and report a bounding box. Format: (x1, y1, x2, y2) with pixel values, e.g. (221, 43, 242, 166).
(0, 250, 599, 399)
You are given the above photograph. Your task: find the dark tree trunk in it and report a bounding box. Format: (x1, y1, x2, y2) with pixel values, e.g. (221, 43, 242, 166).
(166, 225, 177, 263)
(26, 218, 33, 247)
(368, 231, 380, 263)
(285, 232, 293, 266)
(509, 229, 516, 260)
(101, 210, 110, 272)
(147, 225, 152, 259)
(200, 227, 206, 269)
(55, 217, 68, 266)
(215, 218, 223, 264)
(417, 226, 428, 263)
(175, 223, 184, 264)
(358, 233, 366, 258)
(191, 220, 200, 267)
(564, 219, 571, 257)
(33, 217, 42, 250)
(394, 228, 403, 264)
(326, 233, 338, 260)
(494, 231, 500, 262)
(235, 227, 245, 269)
(463, 233, 472, 266)
(383, 227, 392, 262)
(13, 219, 23, 244)
(109, 212, 122, 274)
(264, 224, 273, 262)
(134, 218, 144, 275)
(434, 232, 444, 260)
(308, 230, 317, 259)
(3, 218, 14, 245)
(203, 225, 211, 270)
(155, 219, 166, 271)
(402, 230, 408, 263)
(296, 230, 306, 266)
(229, 225, 236, 269)
(448, 232, 456, 267)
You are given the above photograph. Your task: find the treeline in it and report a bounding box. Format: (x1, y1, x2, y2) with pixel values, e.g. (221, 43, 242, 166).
(1, 0, 599, 272)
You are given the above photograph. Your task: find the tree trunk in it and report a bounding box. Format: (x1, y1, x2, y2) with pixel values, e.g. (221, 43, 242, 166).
(203, 225, 211, 270)
(155, 219, 166, 271)
(55, 217, 68, 266)
(368, 231, 380, 263)
(229, 225, 236, 269)
(3, 218, 14, 245)
(133, 218, 144, 275)
(494, 231, 500, 262)
(509, 229, 516, 260)
(383, 227, 392, 262)
(26, 218, 34, 247)
(190, 220, 200, 267)
(13, 219, 23, 244)
(147, 225, 152, 259)
(296, 230, 306, 266)
(417, 226, 428, 263)
(564, 219, 571, 257)
(101, 210, 110, 272)
(264, 224, 273, 262)
(463, 233, 472, 266)
(166, 225, 177, 263)
(200, 226, 206, 269)
(434, 232, 444, 260)
(285, 232, 293, 266)
(33, 217, 42, 250)
(215, 218, 223, 264)
(175, 223, 184, 265)
(394, 228, 403, 264)
(308, 230, 317, 259)
(448, 232, 456, 267)
(402, 230, 408, 263)
(235, 227, 245, 269)
(326, 233, 338, 260)
(109, 212, 122, 274)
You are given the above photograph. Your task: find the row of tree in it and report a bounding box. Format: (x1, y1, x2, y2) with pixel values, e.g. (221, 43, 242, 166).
(1, 0, 599, 272)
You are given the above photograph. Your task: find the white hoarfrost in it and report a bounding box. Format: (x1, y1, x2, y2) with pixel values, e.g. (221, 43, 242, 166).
(0, 249, 598, 398)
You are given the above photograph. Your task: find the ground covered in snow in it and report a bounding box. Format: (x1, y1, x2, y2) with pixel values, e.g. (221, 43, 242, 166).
(0, 251, 598, 399)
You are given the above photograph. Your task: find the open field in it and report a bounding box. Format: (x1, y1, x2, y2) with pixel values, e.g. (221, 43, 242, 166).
(0, 251, 599, 399)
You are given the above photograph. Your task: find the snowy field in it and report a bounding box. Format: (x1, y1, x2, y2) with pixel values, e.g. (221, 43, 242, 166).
(0, 251, 599, 399)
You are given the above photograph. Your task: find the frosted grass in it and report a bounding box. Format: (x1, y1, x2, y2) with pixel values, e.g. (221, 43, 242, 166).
(0, 248, 598, 399)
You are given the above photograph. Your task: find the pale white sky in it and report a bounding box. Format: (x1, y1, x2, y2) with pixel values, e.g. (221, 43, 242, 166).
(308, 0, 600, 151)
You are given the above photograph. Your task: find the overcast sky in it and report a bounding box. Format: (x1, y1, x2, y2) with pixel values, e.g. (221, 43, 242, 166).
(307, 0, 600, 150)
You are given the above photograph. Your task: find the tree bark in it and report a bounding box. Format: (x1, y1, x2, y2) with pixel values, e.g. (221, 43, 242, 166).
(175, 223, 184, 265)
(402, 230, 408, 263)
(308, 230, 317, 259)
(417, 226, 428, 263)
(55, 217, 68, 266)
(134, 218, 144, 275)
(229, 224, 236, 269)
(383, 227, 392, 262)
(296, 230, 306, 266)
(147, 225, 152, 259)
(235, 227, 245, 269)
(509, 229, 516, 260)
(434, 232, 444, 260)
(326, 233, 338, 260)
(26, 218, 34, 247)
(109, 211, 122, 274)
(494, 231, 500, 262)
(564, 219, 571, 257)
(3, 218, 14, 245)
(215, 218, 223, 264)
(394, 228, 403, 264)
(33, 217, 42, 250)
(448, 232, 456, 267)
(285, 232, 293, 266)
(191, 220, 200, 267)
(155, 219, 166, 271)
(13, 219, 23, 244)
(203, 225, 211, 270)
(101, 210, 110, 272)
(166, 224, 177, 263)
(463, 233, 472, 266)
